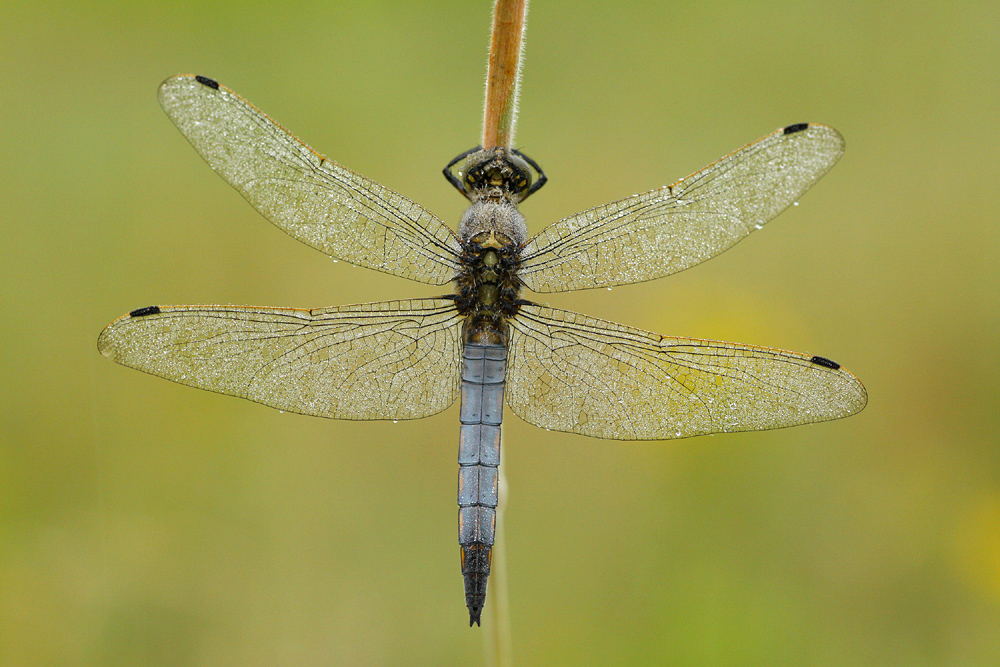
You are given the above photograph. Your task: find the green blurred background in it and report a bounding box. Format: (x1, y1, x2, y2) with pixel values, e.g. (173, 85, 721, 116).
(2, 0, 998, 665)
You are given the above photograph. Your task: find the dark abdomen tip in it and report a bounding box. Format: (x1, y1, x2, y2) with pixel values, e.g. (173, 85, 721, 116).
(462, 543, 491, 627)
(129, 306, 161, 318)
(195, 75, 220, 90)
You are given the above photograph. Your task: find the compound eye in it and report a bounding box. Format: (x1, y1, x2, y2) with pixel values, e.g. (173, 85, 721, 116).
(461, 151, 492, 192)
(508, 153, 532, 195)
(462, 168, 479, 191)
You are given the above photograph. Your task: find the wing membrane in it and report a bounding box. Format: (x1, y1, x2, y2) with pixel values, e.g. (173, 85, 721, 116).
(519, 124, 844, 292)
(98, 299, 463, 420)
(506, 304, 866, 439)
(159, 75, 462, 285)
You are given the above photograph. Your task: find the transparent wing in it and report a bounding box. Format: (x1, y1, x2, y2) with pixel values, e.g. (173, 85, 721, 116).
(506, 304, 866, 440)
(98, 299, 463, 420)
(159, 75, 462, 285)
(519, 124, 844, 292)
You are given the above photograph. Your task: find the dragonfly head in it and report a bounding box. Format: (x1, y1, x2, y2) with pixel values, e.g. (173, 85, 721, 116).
(463, 148, 532, 201)
(444, 146, 548, 203)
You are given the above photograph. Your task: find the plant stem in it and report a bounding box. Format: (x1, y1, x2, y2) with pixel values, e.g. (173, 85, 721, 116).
(482, 0, 529, 150)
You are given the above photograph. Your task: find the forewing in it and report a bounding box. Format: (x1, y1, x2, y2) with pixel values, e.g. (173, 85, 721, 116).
(519, 124, 844, 292)
(159, 75, 462, 285)
(506, 305, 866, 439)
(98, 299, 463, 420)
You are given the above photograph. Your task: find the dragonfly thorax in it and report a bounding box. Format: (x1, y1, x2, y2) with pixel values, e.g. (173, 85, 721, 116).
(455, 231, 522, 340)
(459, 199, 528, 247)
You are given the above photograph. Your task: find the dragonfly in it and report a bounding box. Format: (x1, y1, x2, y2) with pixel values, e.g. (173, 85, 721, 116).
(99, 74, 867, 626)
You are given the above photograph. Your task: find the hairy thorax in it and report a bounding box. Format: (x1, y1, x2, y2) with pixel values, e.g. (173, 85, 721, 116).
(455, 223, 523, 345)
(458, 198, 527, 247)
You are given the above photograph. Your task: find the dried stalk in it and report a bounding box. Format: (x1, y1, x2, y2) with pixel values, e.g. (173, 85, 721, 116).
(482, 0, 529, 150)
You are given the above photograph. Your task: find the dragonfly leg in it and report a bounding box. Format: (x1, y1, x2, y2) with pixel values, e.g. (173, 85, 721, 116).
(511, 148, 547, 199)
(443, 146, 484, 200)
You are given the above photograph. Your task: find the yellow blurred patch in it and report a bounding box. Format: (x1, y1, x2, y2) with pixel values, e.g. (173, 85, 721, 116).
(952, 493, 1000, 602)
